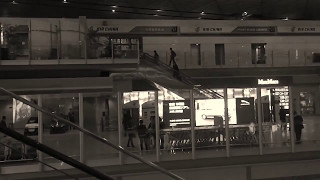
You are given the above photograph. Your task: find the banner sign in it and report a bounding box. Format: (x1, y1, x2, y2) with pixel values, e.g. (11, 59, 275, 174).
(232, 26, 277, 33)
(88, 26, 178, 34)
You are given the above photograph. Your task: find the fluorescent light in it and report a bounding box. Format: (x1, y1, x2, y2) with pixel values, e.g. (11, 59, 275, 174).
(63, 0, 69, 4)
(112, 9, 115, 13)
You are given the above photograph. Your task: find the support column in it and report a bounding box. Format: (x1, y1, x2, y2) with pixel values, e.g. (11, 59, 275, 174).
(79, 93, 84, 163)
(155, 91, 160, 162)
(289, 86, 295, 152)
(190, 89, 196, 159)
(257, 87, 263, 155)
(224, 88, 230, 157)
(117, 92, 124, 164)
(37, 95, 43, 171)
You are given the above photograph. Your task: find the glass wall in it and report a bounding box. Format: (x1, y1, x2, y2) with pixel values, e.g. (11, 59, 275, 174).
(228, 88, 260, 156)
(194, 89, 226, 158)
(83, 93, 119, 166)
(293, 85, 320, 152)
(42, 93, 80, 165)
(261, 87, 291, 154)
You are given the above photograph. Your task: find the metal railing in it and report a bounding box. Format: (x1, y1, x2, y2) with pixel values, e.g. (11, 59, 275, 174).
(0, 87, 184, 180)
(0, 141, 79, 180)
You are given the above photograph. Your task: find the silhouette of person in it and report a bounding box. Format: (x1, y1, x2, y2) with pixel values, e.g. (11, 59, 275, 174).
(168, 48, 176, 67)
(154, 50, 159, 62)
(293, 111, 304, 144)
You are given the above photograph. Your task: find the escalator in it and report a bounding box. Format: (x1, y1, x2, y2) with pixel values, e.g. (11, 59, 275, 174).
(139, 53, 223, 99)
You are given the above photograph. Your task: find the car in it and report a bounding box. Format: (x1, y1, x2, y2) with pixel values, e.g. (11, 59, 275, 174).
(50, 120, 68, 134)
(24, 117, 39, 136)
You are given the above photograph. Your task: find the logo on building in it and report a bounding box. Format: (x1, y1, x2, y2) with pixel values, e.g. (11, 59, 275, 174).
(258, 78, 279, 85)
(240, 100, 250, 106)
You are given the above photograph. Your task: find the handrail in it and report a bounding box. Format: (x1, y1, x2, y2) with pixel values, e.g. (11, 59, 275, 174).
(0, 141, 79, 180)
(141, 53, 223, 98)
(0, 88, 184, 180)
(0, 126, 112, 180)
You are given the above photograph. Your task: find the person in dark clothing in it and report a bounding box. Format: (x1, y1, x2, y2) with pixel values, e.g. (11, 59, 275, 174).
(137, 120, 149, 150)
(172, 61, 181, 80)
(168, 48, 176, 67)
(122, 111, 135, 147)
(293, 111, 304, 144)
(154, 50, 159, 62)
(279, 106, 287, 130)
(0, 116, 7, 128)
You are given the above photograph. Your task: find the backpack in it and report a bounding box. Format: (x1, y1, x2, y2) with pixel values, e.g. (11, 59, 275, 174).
(171, 51, 176, 57)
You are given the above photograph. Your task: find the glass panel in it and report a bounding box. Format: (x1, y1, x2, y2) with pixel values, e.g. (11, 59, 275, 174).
(122, 91, 156, 163)
(31, 19, 58, 60)
(1, 96, 37, 161)
(228, 88, 260, 156)
(158, 88, 192, 161)
(0, 19, 29, 60)
(294, 85, 320, 152)
(83, 93, 119, 166)
(42, 94, 80, 165)
(60, 19, 83, 59)
(195, 89, 226, 158)
(261, 87, 291, 154)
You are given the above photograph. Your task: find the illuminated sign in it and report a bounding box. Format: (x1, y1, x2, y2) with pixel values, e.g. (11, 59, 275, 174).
(169, 119, 190, 127)
(195, 27, 223, 32)
(240, 100, 250, 106)
(169, 102, 190, 113)
(258, 78, 279, 85)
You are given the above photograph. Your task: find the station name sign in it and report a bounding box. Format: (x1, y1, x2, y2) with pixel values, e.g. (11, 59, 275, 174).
(258, 78, 279, 85)
(88, 25, 178, 34)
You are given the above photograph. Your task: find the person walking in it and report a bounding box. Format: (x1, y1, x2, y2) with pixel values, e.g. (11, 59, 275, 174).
(122, 111, 135, 148)
(137, 120, 149, 151)
(293, 111, 304, 144)
(168, 48, 176, 67)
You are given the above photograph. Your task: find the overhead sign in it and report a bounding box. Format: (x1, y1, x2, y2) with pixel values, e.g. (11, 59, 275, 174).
(258, 78, 279, 85)
(232, 26, 277, 33)
(88, 25, 178, 34)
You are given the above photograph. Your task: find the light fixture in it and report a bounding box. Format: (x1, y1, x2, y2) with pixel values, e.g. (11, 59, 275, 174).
(283, 17, 289, 20)
(242, 11, 248, 17)
(63, 0, 69, 4)
(112, 5, 117, 8)
(153, 14, 158, 16)
(112, 9, 115, 13)
(156, 9, 162, 12)
(11, 0, 18, 4)
(201, 11, 205, 15)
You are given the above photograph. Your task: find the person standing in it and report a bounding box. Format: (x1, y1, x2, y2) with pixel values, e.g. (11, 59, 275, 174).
(122, 111, 135, 148)
(293, 111, 304, 144)
(279, 106, 287, 131)
(168, 48, 176, 67)
(154, 50, 159, 62)
(137, 120, 149, 151)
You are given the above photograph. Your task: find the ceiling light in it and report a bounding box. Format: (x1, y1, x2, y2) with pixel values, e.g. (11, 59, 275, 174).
(201, 11, 205, 15)
(156, 9, 162, 12)
(63, 0, 69, 4)
(112, 9, 115, 13)
(11, 0, 18, 4)
(283, 17, 289, 20)
(154, 14, 158, 16)
(112, 5, 117, 8)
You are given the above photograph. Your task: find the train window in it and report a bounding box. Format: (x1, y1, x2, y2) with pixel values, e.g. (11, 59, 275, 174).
(251, 43, 266, 64)
(215, 44, 225, 65)
(191, 44, 201, 65)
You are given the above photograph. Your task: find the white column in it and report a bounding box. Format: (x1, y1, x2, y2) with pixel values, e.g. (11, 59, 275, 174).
(79, 93, 84, 163)
(190, 89, 196, 159)
(224, 88, 230, 157)
(117, 92, 124, 164)
(289, 86, 295, 152)
(37, 95, 43, 171)
(257, 87, 263, 155)
(155, 91, 160, 162)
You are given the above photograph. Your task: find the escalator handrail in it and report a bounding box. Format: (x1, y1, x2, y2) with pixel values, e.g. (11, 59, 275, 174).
(0, 141, 79, 180)
(141, 53, 223, 98)
(0, 88, 184, 180)
(0, 126, 112, 180)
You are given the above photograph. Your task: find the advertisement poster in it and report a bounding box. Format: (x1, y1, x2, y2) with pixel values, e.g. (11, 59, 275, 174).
(195, 99, 237, 126)
(235, 97, 255, 124)
(163, 100, 190, 128)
